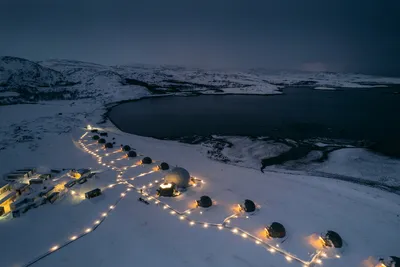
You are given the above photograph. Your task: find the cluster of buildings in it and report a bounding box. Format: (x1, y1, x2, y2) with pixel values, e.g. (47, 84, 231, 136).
(0, 168, 64, 218)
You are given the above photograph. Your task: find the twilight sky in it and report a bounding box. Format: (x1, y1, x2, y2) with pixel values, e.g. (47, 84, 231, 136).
(1, 0, 399, 76)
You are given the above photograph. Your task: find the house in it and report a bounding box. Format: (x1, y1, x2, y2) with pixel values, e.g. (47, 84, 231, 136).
(29, 178, 43, 185)
(4, 172, 28, 181)
(64, 180, 76, 188)
(69, 169, 92, 179)
(0, 191, 17, 215)
(13, 183, 30, 196)
(0, 181, 11, 195)
(85, 188, 102, 199)
(16, 168, 36, 177)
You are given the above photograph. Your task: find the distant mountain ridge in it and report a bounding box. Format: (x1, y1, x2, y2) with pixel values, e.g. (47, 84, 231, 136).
(1, 56, 399, 105)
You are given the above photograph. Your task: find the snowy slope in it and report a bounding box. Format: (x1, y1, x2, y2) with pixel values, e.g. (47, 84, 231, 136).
(0, 56, 400, 267)
(0, 56, 66, 89)
(0, 120, 399, 267)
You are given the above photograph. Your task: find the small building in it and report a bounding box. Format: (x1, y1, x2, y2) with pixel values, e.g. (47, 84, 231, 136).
(10, 197, 33, 211)
(122, 145, 131, 152)
(265, 222, 286, 238)
(85, 188, 102, 199)
(16, 168, 36, 176)
(47, 192, 59, 204)
(0, 191, 17, 215)
(64, 180, 76, 188)
(77, 177, 87, 184)
(4, 172, 28, 181)
(29, 178, 43, 185)
(127, 151, 137, 158)
(196, 196, 212, 208)
(239, 199, 256, 213)
(70, 169, 92, 179)
(0, 181, 11, 195)
(376, 256, 400, 267)
(320, 230, 343, 248)
(141, 157, 152, 164)
(164, 167, 190, 188)
(156, 182, 177, 197)
(159, 162, 169, 171)
(104, 142, 113, 149)
(39, 173, 52, 180)
(13, 183, 30, 196)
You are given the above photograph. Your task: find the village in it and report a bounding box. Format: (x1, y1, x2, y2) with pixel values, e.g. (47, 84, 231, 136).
(0, 125, 397, 267)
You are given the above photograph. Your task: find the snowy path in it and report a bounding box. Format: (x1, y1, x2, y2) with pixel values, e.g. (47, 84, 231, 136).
(20, 128, 336, 267)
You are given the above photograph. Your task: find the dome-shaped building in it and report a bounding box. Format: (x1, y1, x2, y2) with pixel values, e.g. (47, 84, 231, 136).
(105, 142, 113, 149)
(164, 167, 190, 188)
(127, 151, 137, 158)
(159, 162, 169, 171)
(239, 199, 256, 213)
(321, 230, 343, 248)
(265, 222, 286, 238)
(197, 196, 212, 208)
(122, 145, 131, 152)
(141, 157, 152, 164)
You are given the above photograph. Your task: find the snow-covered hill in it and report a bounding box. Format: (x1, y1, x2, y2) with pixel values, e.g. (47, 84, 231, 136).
(1, 56, 400, 105)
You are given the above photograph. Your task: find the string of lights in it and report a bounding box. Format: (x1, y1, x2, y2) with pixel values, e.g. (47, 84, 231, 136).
(22, 127, 331, 267)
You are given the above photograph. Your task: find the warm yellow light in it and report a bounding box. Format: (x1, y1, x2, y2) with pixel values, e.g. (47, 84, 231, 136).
(102, 213, 107, 217)
(232, 228, 238, 233)
(170, 211, 176, 215)
(186, 210, 191, 214)
(127, 188, 131, 191)
(121, 193, 126, 197)
(110, 205, 114, 209)
(155, 200, 160, 204)
(203, 223, 209, 228)
(149, 183, 153, 186)
(321, 252, 327, 258)
(70, 236, 78, 241)
(269, 248, 276, 253)
(241, 233, 247, 238)
(179, 216, 185, 220)
(190, 221, 195, 226)
(85, 228, 92, 233)
(108, 184, 114, 188)
(163, 205, 168, 209)
(50, 245, 59, 251)
(192, 183, 197, 187)
(94, 220, 100, 225)
(155, 180, 159, 183)
(71, 190, 76, 195)
(218, 225, 223, 230)
(315, 259, 322, 265)
(285, 256, 292, 262)
(255, 240, 261, 244)
(87, 125, 92, 130)
(226, 219, 231, 223)
(335, 255, 341, 259)
(105, 153, 109, 156)
(111, 161, 114, 163)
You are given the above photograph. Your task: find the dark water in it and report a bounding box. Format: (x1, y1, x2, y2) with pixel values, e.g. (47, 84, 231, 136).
(108, 87, 400, 156)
